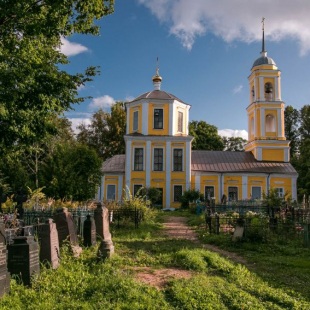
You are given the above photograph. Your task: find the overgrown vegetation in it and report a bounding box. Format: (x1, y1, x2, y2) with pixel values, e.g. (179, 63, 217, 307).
(1, 212, 310, 308)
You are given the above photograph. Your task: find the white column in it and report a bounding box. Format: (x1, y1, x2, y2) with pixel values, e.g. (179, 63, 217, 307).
(125, 140, 132, 195)
(126, 106, 130, 134)
(277, 108, 282, 138)
(169, 102, 174, 135)
(242, 176, 248, 199)
(166, 141, 171, 207)
(118, 175, 123, 202)
(142, 101, 148, 134)
(146, 141, 151, 187)
(195, 175, 200, 192)
(186, 140, 191, 190)
(259, 76, 264, 101)
(253, 108, 257, 137)
(253, 78, 257, 102)
(277, 76, 281, 100)
(260, 108, 265, 137)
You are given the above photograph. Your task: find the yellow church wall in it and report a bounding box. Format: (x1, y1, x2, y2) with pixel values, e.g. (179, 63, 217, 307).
(270, 177, 292, 197)
(129, 104, 142, 133)
(200, 175, 219, 201)
(223, 175, 243, 200)
(262, 149, 284, 161)
(104, 175, 119, 201)
(247, 176, 266, 198)
(148, 103, 169, 135)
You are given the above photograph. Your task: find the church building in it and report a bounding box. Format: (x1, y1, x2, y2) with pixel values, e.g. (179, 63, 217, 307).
(98, 29, 298, 208)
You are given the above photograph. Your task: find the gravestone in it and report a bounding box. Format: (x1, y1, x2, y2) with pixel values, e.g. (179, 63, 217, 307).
(0, 242, 10, 297)
(37, 219, 60, 269)
(83, 215, 96, 247)
(0, 220, 10, 297)
(7, 236, 40, 286)
(95, 203, 114, 259)
(53, 207, 82, 257)
(0, 219, 5, 245)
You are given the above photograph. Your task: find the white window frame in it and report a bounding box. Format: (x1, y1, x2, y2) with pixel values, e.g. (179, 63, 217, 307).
(275, 187, 284, 198)
(251, 186, 262, 200)
(173, 148, 183, 172)
(133, 110, 138, 132)
(133, 147, 144, 171)
(173, 185, 183, 202)
(153, 108, 164, 129)
(153, 147, 164, 171)
(106, 184, 116, 201)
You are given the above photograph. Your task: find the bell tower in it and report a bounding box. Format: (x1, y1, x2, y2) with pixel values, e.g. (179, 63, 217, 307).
(245, 18, 290, 162)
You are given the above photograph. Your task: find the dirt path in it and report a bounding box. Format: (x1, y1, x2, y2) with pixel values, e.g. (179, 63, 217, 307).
(134, 216, 250, 289)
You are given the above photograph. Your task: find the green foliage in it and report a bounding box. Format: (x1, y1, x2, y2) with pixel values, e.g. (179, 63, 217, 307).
(180, 188, 203, 208)
(222, 136, 247, 151)
(189, 120, 224, 151)
(0, 0, 114, 153)
(77, 102, 126, 161)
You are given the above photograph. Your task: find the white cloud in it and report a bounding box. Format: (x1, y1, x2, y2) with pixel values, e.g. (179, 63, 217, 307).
(218, 129, 248, 140)
(89, 95, 116, 111)
(60, 37, 88, 56)
(139, 0, 310, 55)
(69, 118, 92, 134)
(233, 84, 243, 94)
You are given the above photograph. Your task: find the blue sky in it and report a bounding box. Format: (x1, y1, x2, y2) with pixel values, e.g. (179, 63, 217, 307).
(63, 0, 310, 140)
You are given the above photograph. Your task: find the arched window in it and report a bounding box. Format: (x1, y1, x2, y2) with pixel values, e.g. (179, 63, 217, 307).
(251, 86, 255, 101)
(265, 114, 276, 132)
(264, 82, 273, 100)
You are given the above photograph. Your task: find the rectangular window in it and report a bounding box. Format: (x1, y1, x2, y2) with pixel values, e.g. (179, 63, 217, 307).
(154, 109, 163, 129)
(154, 148, 164, 171)
(228, 187, 238, 201)
(251, 187, 262, 200)
(133, 184, 143, 197)
(205, 186, 215, 201)
(174, 185, 183, 202)
(275, 188, 284, 198)
(134, 148, 143, 171)
(173, 149, 183, 171)
(133, 111, 138, 131)
(107, 185, 116, 200)
(178, 111, 183, 132)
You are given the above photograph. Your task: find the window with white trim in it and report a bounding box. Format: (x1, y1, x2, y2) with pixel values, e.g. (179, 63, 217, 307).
(178, 111, 183, 132)
(228, 187, 238, 201)
(134, 148, 143, 171)
(107, 185, 116, 200)
(133, 111, 138, 131)
(205, 186, 215, 201)
(174, 185, 183, 202)
(275, 188, 284, 198)
(154, 148, 163, 171)
(133, 184, 143, 197)
(154, 109, 163, 129)
(251, 187, 262, 200)
(173, 148, 183, 171)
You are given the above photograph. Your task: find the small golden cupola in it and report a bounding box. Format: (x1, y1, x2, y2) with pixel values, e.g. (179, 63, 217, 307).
(152, 67, 162, 90)
(245, 18, 290, 162)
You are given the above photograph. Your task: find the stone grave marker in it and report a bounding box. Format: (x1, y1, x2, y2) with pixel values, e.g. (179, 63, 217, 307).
(95, 203, 114, 259)
(7, 236, 40, 286)
(83, 215, 96, 247)
(53, 207, 82, 257)
(0, 242, 10, 297)
(232, 224, 244, 242)
(37, 219, 60, 269)
(0, 220, 10, 297)
(0, 219, 5, 245)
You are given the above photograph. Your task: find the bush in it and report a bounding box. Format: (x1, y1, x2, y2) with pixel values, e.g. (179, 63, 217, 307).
(180, 189, 204, 208)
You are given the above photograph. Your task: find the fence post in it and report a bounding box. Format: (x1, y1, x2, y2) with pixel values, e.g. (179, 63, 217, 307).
(215, 215, 220, 235)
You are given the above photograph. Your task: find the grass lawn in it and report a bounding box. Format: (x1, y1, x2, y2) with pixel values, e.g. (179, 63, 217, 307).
(1, 211, 309, 309)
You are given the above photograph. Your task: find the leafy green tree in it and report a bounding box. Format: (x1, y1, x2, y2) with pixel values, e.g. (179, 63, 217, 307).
(222, 136, 247, 151)
(284, 105, 300, 159)
(0, 0, 114, 153)
(189, 120, 224, 151)
(77, 102, 126, 161)
(42, 143, 102, 200)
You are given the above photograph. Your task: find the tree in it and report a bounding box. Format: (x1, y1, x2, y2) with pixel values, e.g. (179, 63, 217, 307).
(41, 143, 102, 200)
(189, 120, 224, 151)
(0, 1, 114, 153)
(77, 102, 126, 161)
(222, 136, 247, 151)
(284, 105, 300, 159)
